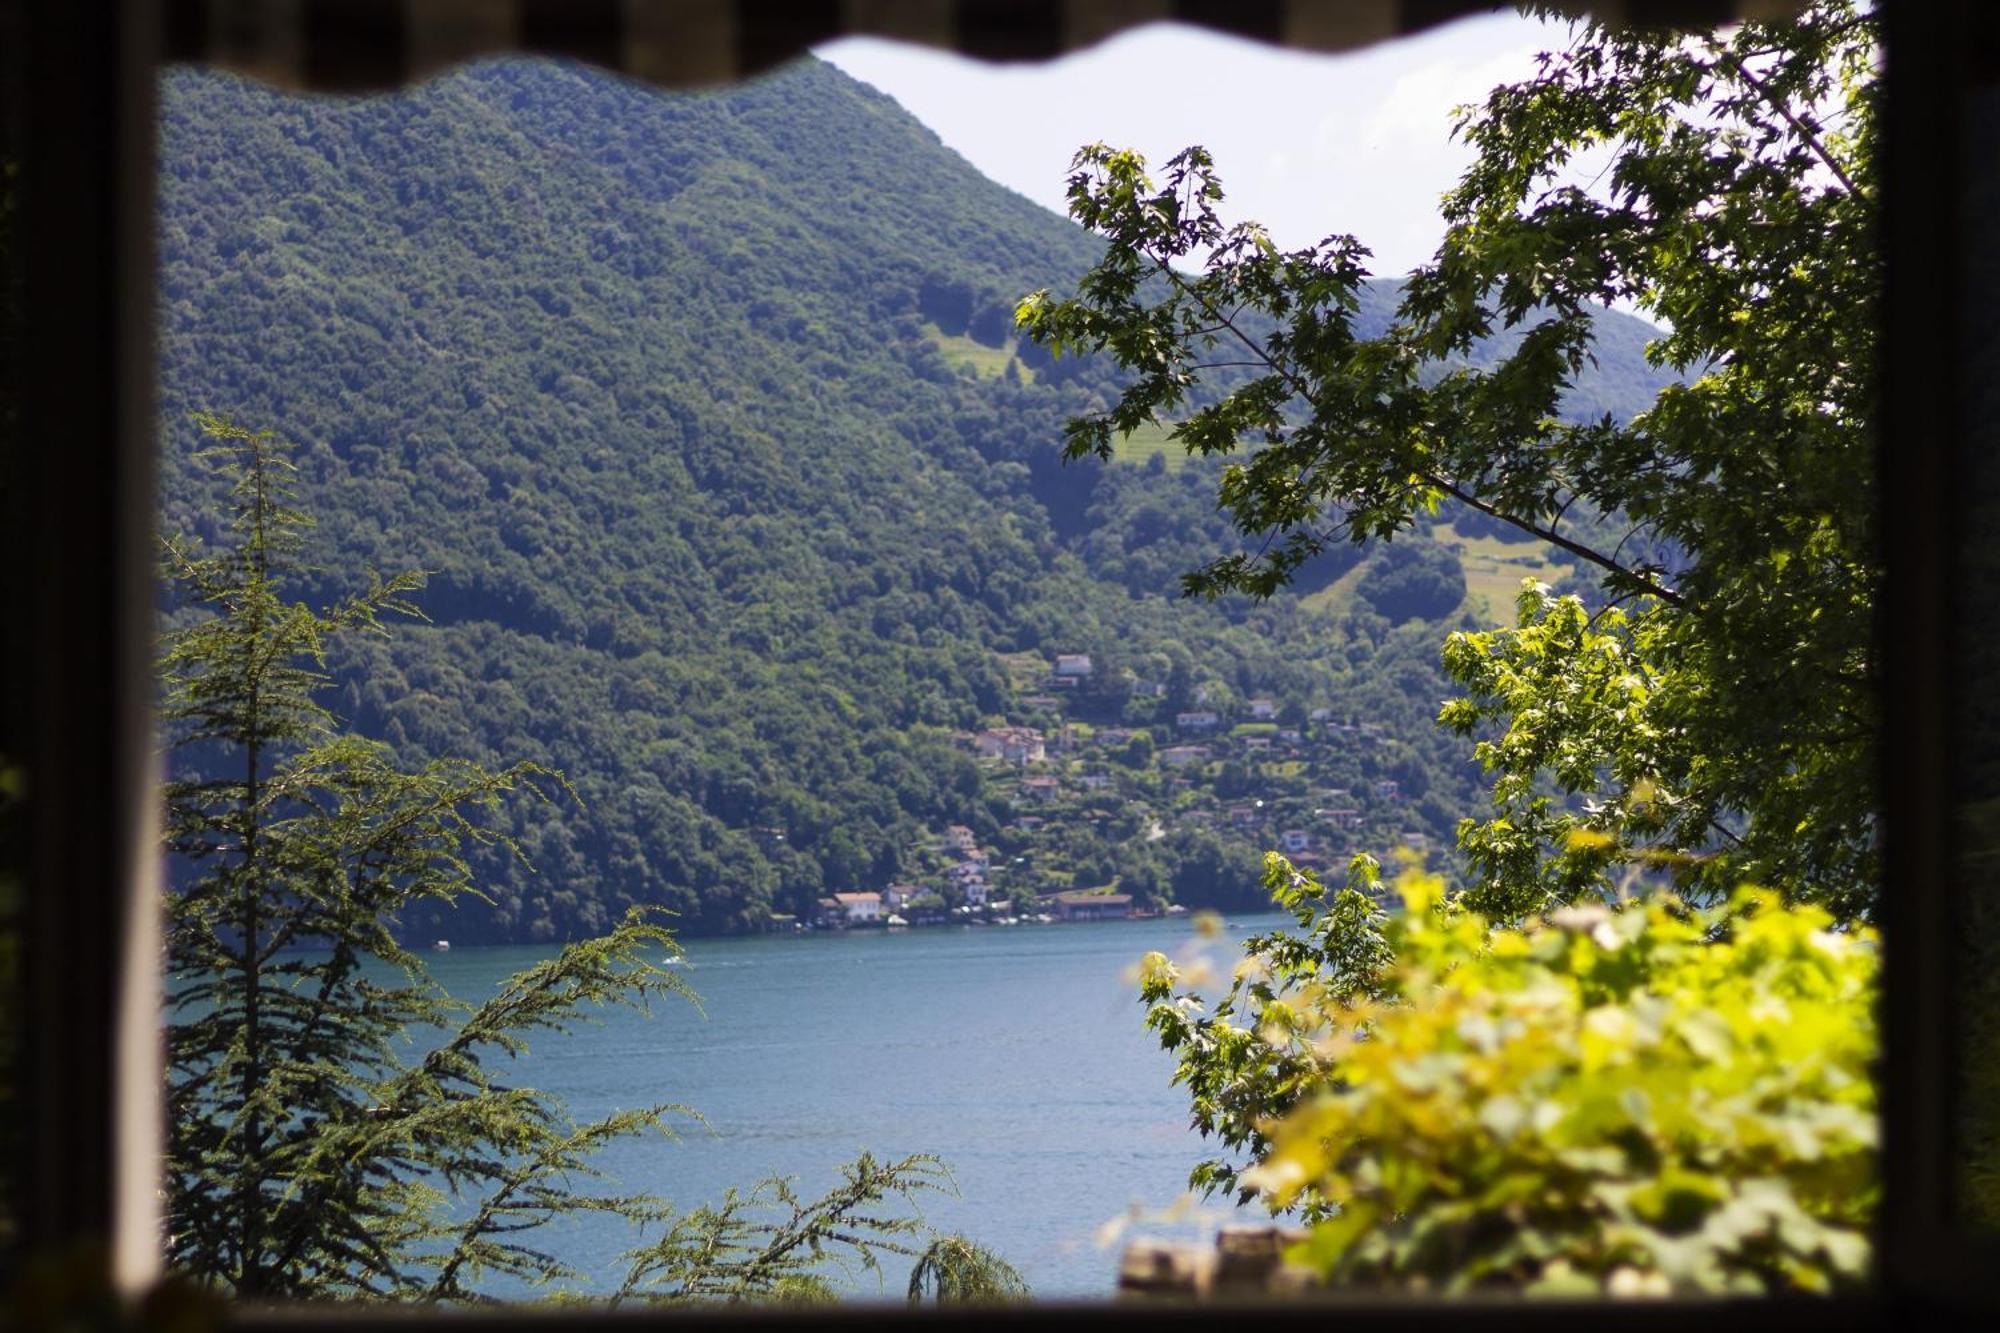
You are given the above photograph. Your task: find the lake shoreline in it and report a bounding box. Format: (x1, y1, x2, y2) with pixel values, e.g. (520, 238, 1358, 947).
(424, 903, 1234, 954)
(418, 913, 1290, 1298)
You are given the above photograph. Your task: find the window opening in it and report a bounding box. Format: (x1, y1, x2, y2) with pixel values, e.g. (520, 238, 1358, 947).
(31, 0, 1888, 1304)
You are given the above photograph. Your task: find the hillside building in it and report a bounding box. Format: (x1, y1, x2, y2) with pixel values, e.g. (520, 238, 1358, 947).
(833, 892, 883, 925)
(1159, 745, 1210, 768)
(1021, 775, 1061, 802)
(973, 726, 1045, 765)
(1046, 891, 1134, 922)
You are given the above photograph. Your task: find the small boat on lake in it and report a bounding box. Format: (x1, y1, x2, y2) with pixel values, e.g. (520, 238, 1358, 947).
(433, 939, 451, 952)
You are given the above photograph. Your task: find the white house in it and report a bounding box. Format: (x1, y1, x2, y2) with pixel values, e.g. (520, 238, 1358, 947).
(834, 892, 883, 925)
(1279, 829, 1312, 854)
(961, 878, 990, 907)
(1053, 653, 1094, 678)
(1176, 711, 1221, 732)
(1248, 698, 1278, 721)
(1374, 778, 1403, 801)
(944, 824, 977, 853)
(974, 727, 1046, 765)
(1159, 744, 1211, 768)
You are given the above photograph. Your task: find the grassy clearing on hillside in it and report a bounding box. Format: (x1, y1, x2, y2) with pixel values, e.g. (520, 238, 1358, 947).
(1441, 522, 1567, 620)
(1108, 421, 1187, 471)
(921, 322, 1024, 381)
(1300, 554, 1378, 618)
(1294, 522, 1565, 622)
(997, 650, 1049, 695)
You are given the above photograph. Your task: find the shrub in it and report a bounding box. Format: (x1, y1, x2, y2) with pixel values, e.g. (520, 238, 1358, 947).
(1236, 869, 1876, 1295)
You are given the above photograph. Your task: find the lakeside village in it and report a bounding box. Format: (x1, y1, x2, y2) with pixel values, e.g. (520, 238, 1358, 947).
(773, 651, 1438, 934)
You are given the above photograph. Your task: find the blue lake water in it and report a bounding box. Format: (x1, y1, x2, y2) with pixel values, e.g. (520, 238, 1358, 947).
(419, 913, 1285, 1302)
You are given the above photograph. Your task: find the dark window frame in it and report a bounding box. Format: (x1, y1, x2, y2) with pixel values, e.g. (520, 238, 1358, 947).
(6, 0, 1994, 1324)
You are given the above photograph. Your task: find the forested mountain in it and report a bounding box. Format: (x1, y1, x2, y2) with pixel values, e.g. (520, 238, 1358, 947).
(155, 56, 1674, 941)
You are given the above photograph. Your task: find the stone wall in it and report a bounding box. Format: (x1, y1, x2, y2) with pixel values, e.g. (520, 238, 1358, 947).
(1118, 1227, 1317, 1300)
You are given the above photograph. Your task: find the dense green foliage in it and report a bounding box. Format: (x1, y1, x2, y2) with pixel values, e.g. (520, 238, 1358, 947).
(159, 419, 1019, 1304)
(1137, 853, 1396, 1206)
(1020, 0, 1878, 921)
(156, 56, 1668, 941)
(1023, 0, 1889, 1294)
(161, 415, 571, 1295)
(1152, 867, 1876, 1295)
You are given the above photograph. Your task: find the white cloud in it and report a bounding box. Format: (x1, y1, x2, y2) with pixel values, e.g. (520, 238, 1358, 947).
(1360, 43, 1547, 152)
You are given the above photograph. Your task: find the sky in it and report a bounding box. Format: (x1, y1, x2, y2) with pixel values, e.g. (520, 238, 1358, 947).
(817, 10, 1579, 280)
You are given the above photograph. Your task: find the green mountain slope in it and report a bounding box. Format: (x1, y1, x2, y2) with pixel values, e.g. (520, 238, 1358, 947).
(155, 57, 1671, 941)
